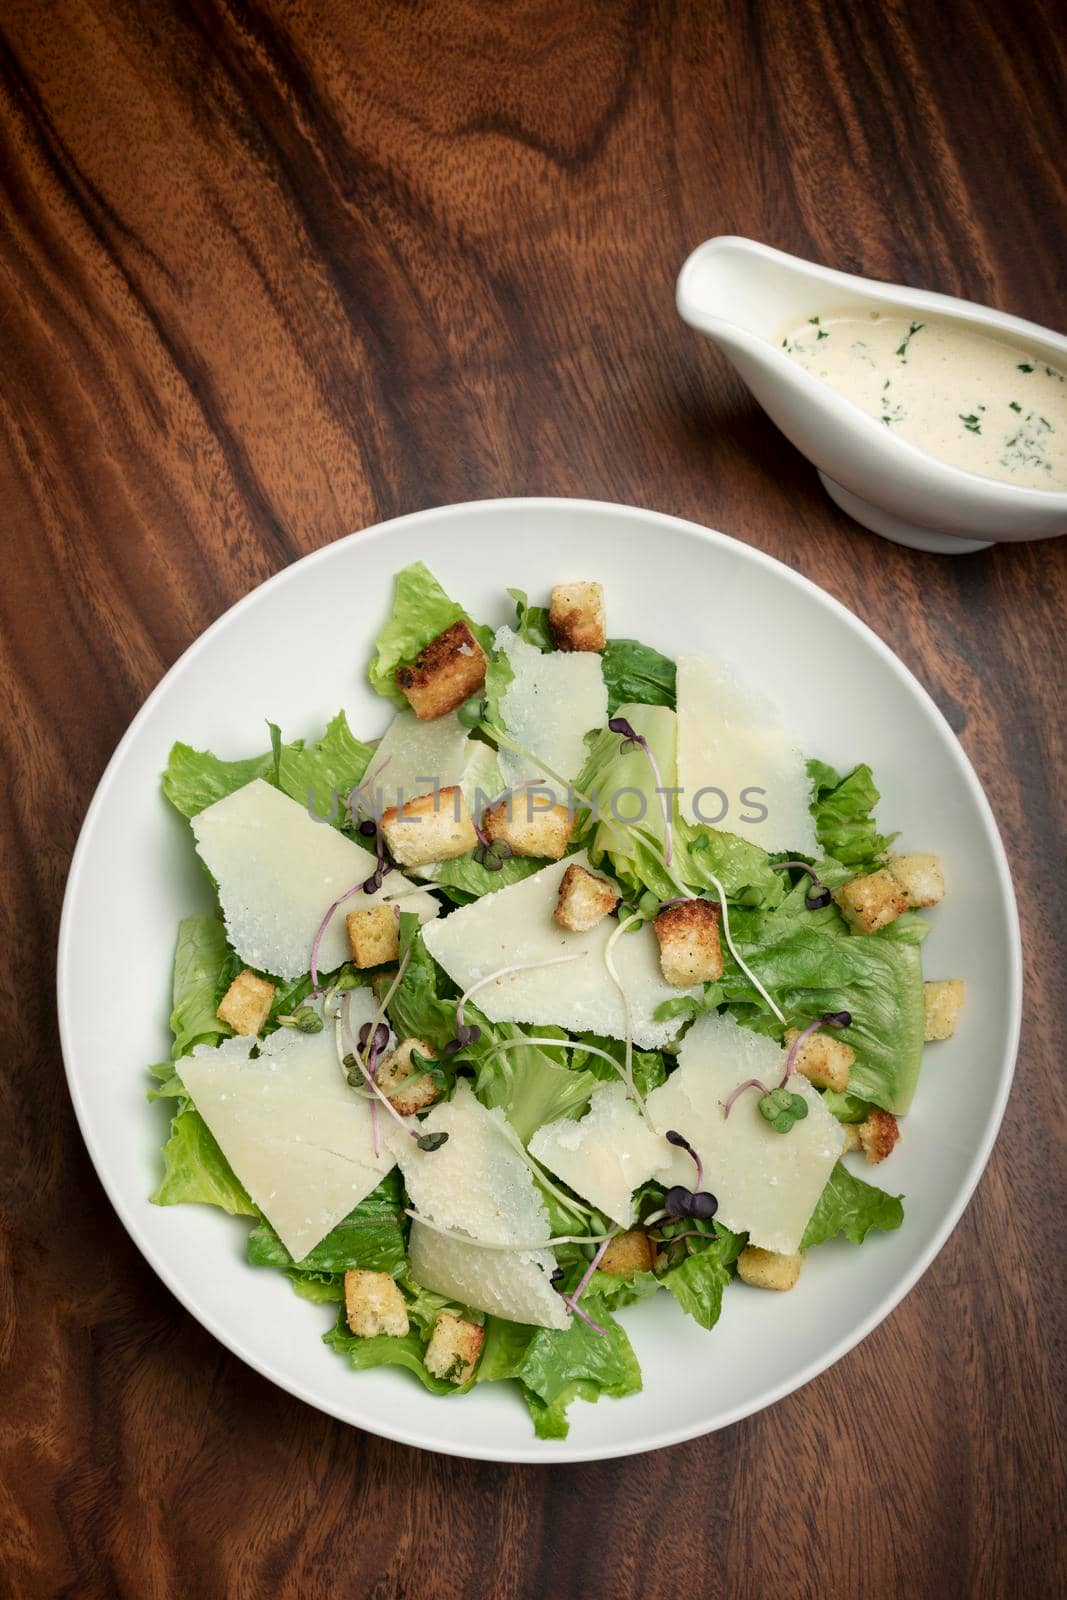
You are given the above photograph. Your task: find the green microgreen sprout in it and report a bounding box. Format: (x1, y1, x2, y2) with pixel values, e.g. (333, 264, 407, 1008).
(757, 1086, 809, 1134)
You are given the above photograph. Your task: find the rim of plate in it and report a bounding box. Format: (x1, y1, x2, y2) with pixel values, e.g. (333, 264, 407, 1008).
(56, 496, 1023, 1464)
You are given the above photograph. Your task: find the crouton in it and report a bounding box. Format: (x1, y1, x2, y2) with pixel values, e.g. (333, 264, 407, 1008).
(554, 863, 620, 932)
(833, 869, 908, 935)
(346, 904, 400, 968)
(783, 1026, 856, 1094)
(343, 1270, 409, 1337)
(887, 852, 945, 908)
(424, 1312, 485, 1384)
(924, 979, 965, 1041)
(395, 620, 488, 719)
(840, 1123, 863, 1154)
(380, 786, 478, 868)
(858, 1108, 900, 1165)
(482, 797, 575, 860)
(653, 899, 723, 987)
(549, 582, 606, 652)
(377, 1037, 441, 1116)
(599, 1230, 654, 1277)
(737, 1247, 802, 1292)
(217, 969, 275, 1037)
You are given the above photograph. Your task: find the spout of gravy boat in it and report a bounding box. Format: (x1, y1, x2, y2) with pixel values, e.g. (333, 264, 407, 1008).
(677, 237, 1067, 553)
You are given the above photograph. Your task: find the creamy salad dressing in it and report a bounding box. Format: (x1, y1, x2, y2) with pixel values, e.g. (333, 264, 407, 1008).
(781, 308, 1067, 489)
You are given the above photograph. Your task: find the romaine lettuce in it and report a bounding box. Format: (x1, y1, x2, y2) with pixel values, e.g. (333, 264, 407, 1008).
(808, 759, 896, 869)
(367, 561, 492, 709)
(477, 1297, 641, 1439)
(600, 638, 676, 717)
(800, 1161, 904, 1247)
(247, 1171, 407, 1277)
(276, 711, 373, 822)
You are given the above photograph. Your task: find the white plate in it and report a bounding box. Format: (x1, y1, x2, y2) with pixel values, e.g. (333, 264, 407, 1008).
(57, 498, 1021, 1463)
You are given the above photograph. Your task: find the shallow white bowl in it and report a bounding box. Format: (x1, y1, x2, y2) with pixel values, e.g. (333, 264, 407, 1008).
(57, 498, 1021, 1463)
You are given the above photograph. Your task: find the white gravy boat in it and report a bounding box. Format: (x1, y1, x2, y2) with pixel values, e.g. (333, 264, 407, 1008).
(677, 237, 1067, 553)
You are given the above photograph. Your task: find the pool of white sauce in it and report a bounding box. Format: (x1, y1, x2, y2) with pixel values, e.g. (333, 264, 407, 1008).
(781, 308, 1067, 490)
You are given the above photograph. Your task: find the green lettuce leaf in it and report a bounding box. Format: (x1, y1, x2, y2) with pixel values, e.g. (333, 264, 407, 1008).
(577, 705, 783, 908)
(323, 1318, 458, 1395)
(276, 711, 373, 823)
(801, 1162, 904, 1247)
(419, 849, 545, 903)
(474, 1024, 598, 1142)
(169, 913, 238, 1059)
(387, 918, 597, 1139)
(571, 1034, 668, 1097)
(706, 894, 928, 1114)
(246, 1172, 407, 1277)
(600, 638, 676, 717)
(162, 742, 275, 818)
(151, 1105, 255, 1214)
(367, 561, 492, 709)
(808, 760, 895, 869)
(477, 1297, 641, 1439)
(659, 1224, 745, 1329)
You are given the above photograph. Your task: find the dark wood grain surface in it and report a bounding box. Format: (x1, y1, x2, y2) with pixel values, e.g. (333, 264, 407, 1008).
(2, 1, 1065, 1595)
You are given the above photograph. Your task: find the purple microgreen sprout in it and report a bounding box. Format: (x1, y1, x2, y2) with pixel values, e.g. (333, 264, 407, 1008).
(309, 879, 368, 993)
(558, 1231, 616, 1336)
(723, 1010, 854, 1119)
(358, 819, 377, 838)
(607, 716, 673, 866)
(357, 1018, 390, 1158)
(664, 1128, 704, 1191)
(770, 860, 833, 910)
(721, 1076, 773, 1119)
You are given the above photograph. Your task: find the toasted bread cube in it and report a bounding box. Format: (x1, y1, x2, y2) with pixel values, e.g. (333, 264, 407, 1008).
(924, 979, 965, 1041)
(653, 899, 723, 987)
(840, 1123, 863, 1154)
(834, 869, 908, 935)
(346, 904, 400, 968)
(380, 786, 478, 868)
(482, 798, 575, 860)
(858, 1108, 900, 1165)
(598, 1229, 654, 1277)
(783, 1026, 856, 1094)
(377, 1037, 441, 1116)
(217, 969, 275, 1037)
(424, 1312, 485, 1384)
(887, 852, 945, 908)
(737, 1246, 802, 1292)
(395, 620, 488, 719)
(343, 1270, 409, 1337)
(549, 582, 606, 652)
(554, 863, 620, 931)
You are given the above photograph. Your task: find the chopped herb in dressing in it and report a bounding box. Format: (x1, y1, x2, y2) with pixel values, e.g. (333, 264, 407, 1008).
(780, 306, 1067, 489)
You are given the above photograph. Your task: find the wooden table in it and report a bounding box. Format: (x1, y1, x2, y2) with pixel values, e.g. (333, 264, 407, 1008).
(2, 2, 1064, 1595)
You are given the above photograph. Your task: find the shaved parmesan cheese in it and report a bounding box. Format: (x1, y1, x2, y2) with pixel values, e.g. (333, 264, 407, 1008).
(179, 1028, 395, 1261)
(676, 655, 818, 854)
(495, 626, 607, 802)
(191, 779, 439, 980)
(529, 1083, 666, 1226)
(421, 853, 698, 1048)
(644, 1012, 844, 1253)
(390, 1083, 568, 1329)
(408, 1223, 568, 1330)
(361, 709, 470, 814)
(385, 1083, 550, 1245)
